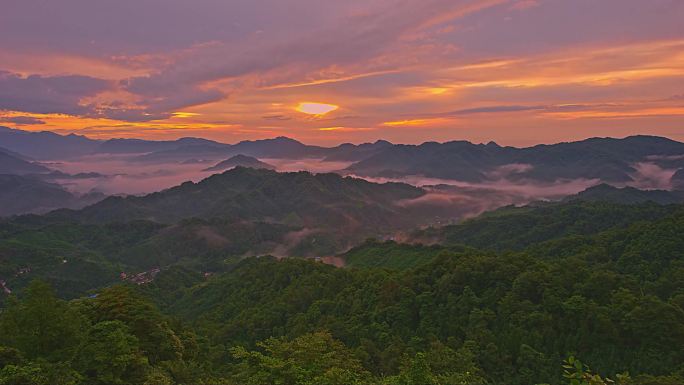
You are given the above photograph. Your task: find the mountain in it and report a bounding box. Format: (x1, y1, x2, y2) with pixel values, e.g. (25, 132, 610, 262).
(63, 167, 424, 227)
(563, 183, 684, 204)
(345, 135, 684, 183)
(203, 154, 275, 172)
(0, 146, 32, 160)
(0, 147, 51, 175)
(228, 136, 328, 159)
(131, 137, 329, 163)
(0, 168, 431, 299)
(0, 126, 100, 159)
(97, 137, 223, 154)
(323, 140, 393, 162)
(0, 174, 104, 216)
(345, 140, 503, 181)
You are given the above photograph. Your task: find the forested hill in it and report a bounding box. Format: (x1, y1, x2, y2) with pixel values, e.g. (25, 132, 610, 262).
(56, 167, 424, 227)
(2, 198, 682, 384)
(412, 201, 679, 252)
(159, 199, 684, 384)
(2, 185, 684, 384)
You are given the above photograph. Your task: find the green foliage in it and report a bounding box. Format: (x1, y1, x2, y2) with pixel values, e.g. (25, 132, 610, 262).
(72, 321, 149, 385)
(3, 200, 684, 384)
(0, 363, 49, 385)
(230, 331, 371, 385)
(418, 201, 675, 252)
(341, 239, 470, 270)
(0, 281, 84, 360)
(562, 356, 630, 385)
(90, 286, 184, 364)
(163, 202, 684, 384)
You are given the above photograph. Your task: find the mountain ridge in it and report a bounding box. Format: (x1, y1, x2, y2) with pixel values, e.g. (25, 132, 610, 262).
(203, 154, 275, 172)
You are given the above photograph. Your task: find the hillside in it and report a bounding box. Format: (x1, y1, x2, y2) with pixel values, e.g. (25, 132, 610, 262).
(161, 203, 684, 384)
(0, 175, 104, 217)
(563, 183, 684, 204)
(411, 200, 676, 251)
(64, 167, 425, 229)
(0, 148, 50, 175)
(2, 195, 684, 384)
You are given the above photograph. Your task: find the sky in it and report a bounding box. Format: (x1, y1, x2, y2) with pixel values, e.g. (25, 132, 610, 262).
(0, 0, 683, 146)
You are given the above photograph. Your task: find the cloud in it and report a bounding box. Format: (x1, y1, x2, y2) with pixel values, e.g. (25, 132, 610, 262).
(1, 0, 683, 143)
(485, 163, 534, 179)
(119, 0, 504, 108)
(630, 162, 679, 190)
(0, 70, 111, 115)
(262, 114, 292, 121)
(0, 115, 46, 125)
(446, 105, 547, 115)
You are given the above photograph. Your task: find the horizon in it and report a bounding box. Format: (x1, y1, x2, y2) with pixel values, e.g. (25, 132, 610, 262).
(2, 124, 682, 148)
(1, 0, 683, 146)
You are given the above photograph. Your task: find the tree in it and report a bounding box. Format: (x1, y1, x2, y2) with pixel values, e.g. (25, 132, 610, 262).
(385, 352, 437, 385)
(90, 286, 183, 364)
(0, 281, 84, 360)
(72, 321, 150, 385)
(563, 356, 630, 385)
(231, 331, 371, 385)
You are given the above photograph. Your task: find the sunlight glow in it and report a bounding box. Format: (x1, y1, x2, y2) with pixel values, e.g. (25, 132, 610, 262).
(173, 112, 201, 118)
(296, 102, 339, 115)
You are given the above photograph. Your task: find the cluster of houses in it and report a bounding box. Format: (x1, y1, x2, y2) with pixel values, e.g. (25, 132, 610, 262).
(119, 268, 161, 285)
(0, 267, 34, 295)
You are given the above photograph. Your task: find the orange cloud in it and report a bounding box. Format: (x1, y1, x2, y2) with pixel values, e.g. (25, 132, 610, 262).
(382, 118, 454, 127)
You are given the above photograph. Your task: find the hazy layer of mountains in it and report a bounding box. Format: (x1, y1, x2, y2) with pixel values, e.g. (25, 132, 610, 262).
(0, 175, 104, 216)
(344, 135, 684, 183)
(0, 147, 49, 174)
(0, 126, 390, 162)
(3, 126, 683, 186)
(2, 125, 684, 223)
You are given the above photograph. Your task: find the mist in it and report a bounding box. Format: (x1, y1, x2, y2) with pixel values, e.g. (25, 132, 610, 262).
(47, 155, 355, 196)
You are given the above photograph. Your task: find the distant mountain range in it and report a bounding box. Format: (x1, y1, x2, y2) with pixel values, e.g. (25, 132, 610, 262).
(344, 135, 684, 184)
(0, 126, 100, 159)
(2, 127, 683, 187)
(0, 127, 390, 162)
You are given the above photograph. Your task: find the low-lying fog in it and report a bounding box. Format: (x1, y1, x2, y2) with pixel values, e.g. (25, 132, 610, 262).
(48, 155, 354, 196)
(45, 155, 680, 223)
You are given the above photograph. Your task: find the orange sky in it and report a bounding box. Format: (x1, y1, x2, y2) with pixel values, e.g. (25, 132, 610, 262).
(1, 0, 683, 146)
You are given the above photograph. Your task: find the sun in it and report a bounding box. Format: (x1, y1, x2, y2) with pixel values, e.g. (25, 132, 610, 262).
(296, 102, 339, 115)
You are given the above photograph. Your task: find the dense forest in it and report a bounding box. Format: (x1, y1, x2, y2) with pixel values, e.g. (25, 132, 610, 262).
(1, 199, 683, 384)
